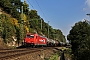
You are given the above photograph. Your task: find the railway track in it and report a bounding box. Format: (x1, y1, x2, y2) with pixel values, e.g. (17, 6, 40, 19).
(0, 48, 42, 60)
(0, 47, 56, 60)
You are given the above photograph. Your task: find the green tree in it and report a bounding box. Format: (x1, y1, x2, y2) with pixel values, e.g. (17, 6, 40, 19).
(10, 0, 22, 19)
(0, 15, 4, 36)
(67, 21, 90, 60)
(0, 0, 22, 19)
(1, 14, 16, 43)
(23, 0, 29, 15)
(29, 10, 40, 19)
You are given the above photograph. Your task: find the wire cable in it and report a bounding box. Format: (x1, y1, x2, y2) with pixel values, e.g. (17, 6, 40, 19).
(34, 0, 48, 21)
(27, 0, 35, 9)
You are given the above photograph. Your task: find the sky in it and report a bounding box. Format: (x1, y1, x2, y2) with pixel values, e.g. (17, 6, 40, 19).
(21, 0, 90, 37)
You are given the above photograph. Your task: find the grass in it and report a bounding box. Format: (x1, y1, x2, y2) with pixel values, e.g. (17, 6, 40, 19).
(44, 53, 59, 60)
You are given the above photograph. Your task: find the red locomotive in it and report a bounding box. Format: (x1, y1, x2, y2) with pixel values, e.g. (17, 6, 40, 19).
(24, 33, 47, 47)
(24, 33, 60, 47)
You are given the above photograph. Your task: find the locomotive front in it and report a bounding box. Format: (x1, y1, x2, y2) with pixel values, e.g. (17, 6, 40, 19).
(24, 33, 35, 46)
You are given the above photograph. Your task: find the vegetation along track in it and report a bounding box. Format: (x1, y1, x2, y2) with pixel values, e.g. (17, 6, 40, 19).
(0, 47, 56, 60)
(0, 48, 43, 60)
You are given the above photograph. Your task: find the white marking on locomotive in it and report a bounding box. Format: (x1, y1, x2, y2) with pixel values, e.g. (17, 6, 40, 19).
(39, 39, 45, 42)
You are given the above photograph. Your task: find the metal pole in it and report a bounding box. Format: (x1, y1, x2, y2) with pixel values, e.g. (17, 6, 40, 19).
(21, 6, 23, 21)
(41, 19, 42, 30)
(48, 21, 49, 38)
(20, 6, 24, 46)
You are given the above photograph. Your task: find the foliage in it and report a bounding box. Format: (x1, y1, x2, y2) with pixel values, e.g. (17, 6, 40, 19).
(67, 21, 90, 60)
(10, 18, 19, 26)
(0, 14, 16, 43)
(29, 10, 40, 19)
(20, 13, 27, 23)
(0, 0, 66, 44)
(0, 0, 22, 19)
(44, 53, 59, 60)
(0, 18, 4, 37)
(49, 54, 58, 60)
(23, 0, 29, 15)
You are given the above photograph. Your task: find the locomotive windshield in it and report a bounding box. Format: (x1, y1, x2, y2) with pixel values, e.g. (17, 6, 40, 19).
(26, 35, 34, 38)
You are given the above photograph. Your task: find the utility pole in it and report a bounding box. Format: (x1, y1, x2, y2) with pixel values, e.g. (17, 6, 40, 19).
(41, 18, 42, 30)
(21, 6, 24, 21)
(48, 21, 50, 38)
(19, 6, 24, 46)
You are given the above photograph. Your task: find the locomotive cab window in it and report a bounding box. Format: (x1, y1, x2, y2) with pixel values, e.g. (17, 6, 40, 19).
(26, 35, 34, 38)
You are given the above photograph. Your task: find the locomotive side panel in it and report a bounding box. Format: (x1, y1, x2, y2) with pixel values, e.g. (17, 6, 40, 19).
(24, 33, 60, 47)
(24, 33, 47, 46)
(35, 36, 47, 46)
